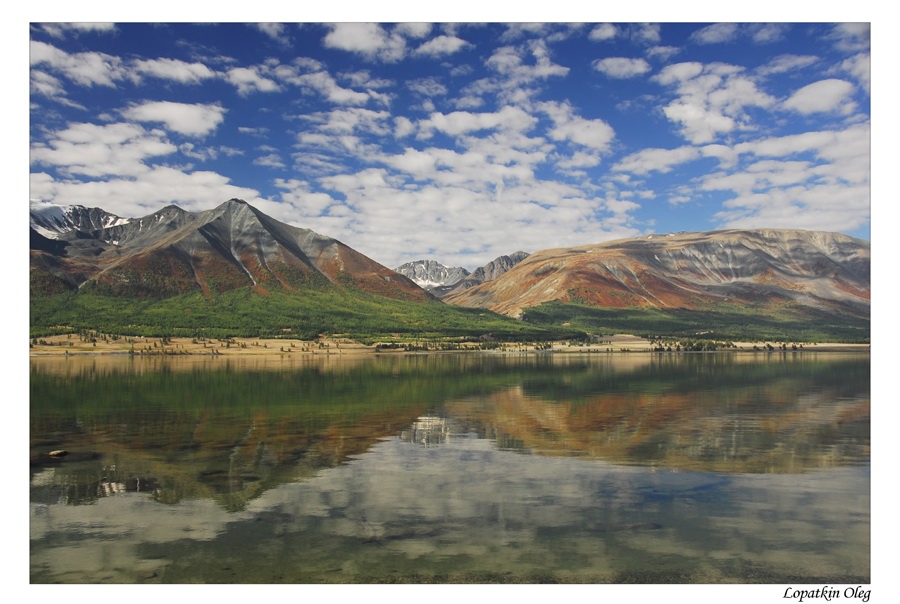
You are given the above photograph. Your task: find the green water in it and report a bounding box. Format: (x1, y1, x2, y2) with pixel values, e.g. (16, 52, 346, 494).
(29, 352, 870, 583)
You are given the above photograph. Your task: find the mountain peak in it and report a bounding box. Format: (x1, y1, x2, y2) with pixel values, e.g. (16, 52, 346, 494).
(445, 228, 869, 319)
(394, 260, 469, 291)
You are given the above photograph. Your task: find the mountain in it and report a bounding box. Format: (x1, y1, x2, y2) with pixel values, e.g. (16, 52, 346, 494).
(30, 199, 426, 301)
(434, 251, 530, 298)
(30, 200, 570, 341)
(394, 259, 469, 291)
(444, 230, 870, 325)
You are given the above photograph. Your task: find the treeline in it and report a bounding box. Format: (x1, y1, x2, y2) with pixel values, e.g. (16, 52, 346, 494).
(30, 286, 584, 343)
(522, 301, 870, 343)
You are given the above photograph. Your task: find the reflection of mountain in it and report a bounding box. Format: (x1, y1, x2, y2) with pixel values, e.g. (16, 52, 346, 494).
(31, 353, 869, 513)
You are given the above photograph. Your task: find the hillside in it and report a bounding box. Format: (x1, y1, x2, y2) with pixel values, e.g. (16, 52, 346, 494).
(29, 200, 575, 342)
(445, 229, 870, 341)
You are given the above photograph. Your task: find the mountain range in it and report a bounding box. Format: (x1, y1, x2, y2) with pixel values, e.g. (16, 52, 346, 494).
(446, 229, 870, 319)
(394, 252, 529, 297)
(30, 198, 426, 301)
(30, 199, 870, 341)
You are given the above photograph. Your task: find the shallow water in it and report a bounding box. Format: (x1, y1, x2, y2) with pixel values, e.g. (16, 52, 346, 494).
(29, 352, 870, 583)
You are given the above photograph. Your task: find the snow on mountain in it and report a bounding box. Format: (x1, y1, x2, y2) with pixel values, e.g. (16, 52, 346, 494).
(394, 260, 470, 291)
(30, 201, 130, 240)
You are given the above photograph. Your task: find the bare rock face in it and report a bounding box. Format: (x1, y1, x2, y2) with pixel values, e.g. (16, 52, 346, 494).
(444, 230, 869, 319)
(394, 260, 470, 291)
(435, 251, 530, 298)
(30, 199, 427, 301)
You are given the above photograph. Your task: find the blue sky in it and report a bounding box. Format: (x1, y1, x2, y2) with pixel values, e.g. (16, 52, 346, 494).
(29, 19, 871, 270)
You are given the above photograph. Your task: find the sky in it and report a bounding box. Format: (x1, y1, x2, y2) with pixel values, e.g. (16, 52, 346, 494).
(28, 20, 871, 270)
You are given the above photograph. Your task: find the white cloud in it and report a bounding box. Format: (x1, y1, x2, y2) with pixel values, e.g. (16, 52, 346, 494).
(540, 102, 615, 153)
(690, 23, 739, 45)
(593, 57, 651, 79)
(225, 66, 281, 95)
(418, 106, 537, 138)
(654, 62, 775, 144)
(829, 23, 870, 52)
(756, 54, 819, 76)
(631, 24, 661, 45)
(646, 46, 680, 61)
(30, 167, 264, 218)
(122, 101, 226, 137)
(30, 40, 126, 88)
(30, 122, 177, 178)
(613, 146, 701, 175)
(394, 117, 415, 138)
(408, 78, 448, 97)
(133, 58, 217, 84)
(253, 154, 286, 169)
(39, 23, 116, 38)
(747, 24, 789, 44)
(708, 123, 870, 233)
(340, 70, 393, 89)
(281, 68, 371, 105)
(395, 23, 432, 39)
(415, 35, 470, 57)
(782, 79, 857, 115)
(254, 23, 290, 46)
(323, 23, 407, 62)
(837, 53, 870, 93)
(589, 24, 617, 41)
(486, 41, 569, 82)
(30, 70, 82, 107)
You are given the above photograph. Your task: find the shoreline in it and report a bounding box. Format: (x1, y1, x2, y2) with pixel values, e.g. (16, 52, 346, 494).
(28, 333, 871, 357)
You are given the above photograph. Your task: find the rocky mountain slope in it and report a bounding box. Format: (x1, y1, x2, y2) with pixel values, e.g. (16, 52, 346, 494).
(444, 230, 870, 320)
(396, 252, 531, 298)
(394, 260, 470, 291)
(435, 251, 530, 298)
(30, 199, 427, 301)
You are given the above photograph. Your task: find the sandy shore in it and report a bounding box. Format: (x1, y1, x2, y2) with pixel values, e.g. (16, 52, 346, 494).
(28, 333, 869, 357)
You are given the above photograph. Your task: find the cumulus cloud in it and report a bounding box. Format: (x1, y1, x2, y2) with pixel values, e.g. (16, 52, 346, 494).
(747, 23, 789, 43)
(756, 54, 819, 76)
(396, 23, 432, 39)
(253, 153, 286, 169)
(415, 35, 470, 57)
(646, 46, 680, 61)
(408, 78, 448, 98)
(133, 58, 217, 84)
(593, 57, 651, 79)
(419, 106, 537, 138)
(30, 122, 177, 177)
(225, 66, 281, 95)
(782, 79, 857, 115)
(711, 123, 870, 232)
(653, 62, 775, 144)
(589, 24, 617, 41)
(122, 101, 226, 136)
(38, 23, 117, 38)
(30, 166, 263, 218)
(613, 146, 701, 175)
(540, 101, 615, 153)
(829, 23, 870, 53)
(30, 40, 127, 88)
(323, 23, 408, 62)
(837, 54, 870, 93)
(254, 23, 291, 46)
(690, 23, 739, 44)
(273, 63, 371, 105)
(631, 24, 661, 45)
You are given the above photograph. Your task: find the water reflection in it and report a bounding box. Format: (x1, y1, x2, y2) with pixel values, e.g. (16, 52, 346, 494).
(30, 352, 869, 583)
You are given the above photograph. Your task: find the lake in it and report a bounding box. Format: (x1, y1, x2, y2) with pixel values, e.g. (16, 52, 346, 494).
(29, 351, 870, 584)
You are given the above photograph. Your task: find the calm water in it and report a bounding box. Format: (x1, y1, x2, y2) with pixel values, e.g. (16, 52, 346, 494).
(29, 352, 870, 583)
